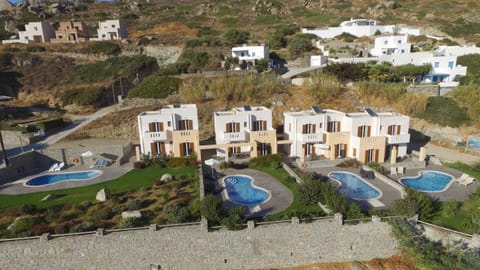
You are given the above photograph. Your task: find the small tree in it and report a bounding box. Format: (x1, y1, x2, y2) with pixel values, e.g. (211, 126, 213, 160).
(287, 34, 316, 58)
(224, 29, 250, 44)
(200, 194, 224, 224)
(163, 204, 191, 224)
(391, 187, 439, 221)
(222, 206, 245, 230)
(297, 179, 323, 206)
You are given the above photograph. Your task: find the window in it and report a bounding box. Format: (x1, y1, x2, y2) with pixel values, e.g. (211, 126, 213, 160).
(387, 125, 401, 135)
(148, 122, 164, 132)
(111, 25, 115, 28)
(448, 61, 454, 69)
(397, 40, 401, 44)
(401, 49, 405, 53)
(34, 27, 38, 31)
(357, 125, 371, 138)
(319, 123, 323, 129)
(179, 142, 194, 156)
(178, 119, 193, 130)
(253, 120, 267, 131)
(302, 123, 316, 134)
(434, 62, 440, 68)
(257, 143, 271, 156)
(327, 121, 340, 132)
(244, 122, 247, 127)
(252, 52, 256, 57)
(167, 121, 171, 127)
(384, 40, 388, 45)
(150, 142, 165, 155)
(288, 123, 291, 132)
(303, 143, 315, 156)
(225, 122, 240, 133)
(364, 149, 379, 163)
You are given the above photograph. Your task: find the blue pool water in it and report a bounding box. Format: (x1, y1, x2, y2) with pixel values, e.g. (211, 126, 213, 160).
(468, 137, 480, 149)
(329, 171, 381, 200)
(223, 175, 270, 205)
(26, 170, 102, 186)
(400, 171, 453, 192)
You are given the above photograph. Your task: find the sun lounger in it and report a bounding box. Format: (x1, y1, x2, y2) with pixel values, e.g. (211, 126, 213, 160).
(54, 162, 65, 172)
(89, 160, 100, 168)
(390, 167, 398, 177)
(460, 176, 476, 186)
(48, 163, 59, 172)
(99, 160, 108, 167)
(397, 166, 404, 176)
(456, 174, 469, 183)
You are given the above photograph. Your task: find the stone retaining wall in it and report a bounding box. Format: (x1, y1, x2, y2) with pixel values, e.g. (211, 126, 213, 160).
(0, 219, 398, 270)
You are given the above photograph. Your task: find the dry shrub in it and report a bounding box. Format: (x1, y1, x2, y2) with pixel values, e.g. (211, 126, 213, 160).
(180, 73, 279, 103)
(305, 72, 342, 103)
(394, 92, 429, 115)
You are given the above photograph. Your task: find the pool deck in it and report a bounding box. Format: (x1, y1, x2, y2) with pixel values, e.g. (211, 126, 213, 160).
(0, 155, 135, 195)
(305, 164, 478, 210)
(389, 164, 478, 202)
(211, 168, 294, 217)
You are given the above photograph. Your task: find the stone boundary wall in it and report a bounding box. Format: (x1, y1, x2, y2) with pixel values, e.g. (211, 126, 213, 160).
(0, 218, 398, 270)
(0, 130, 40, 148)
(415, 220, 480, 249)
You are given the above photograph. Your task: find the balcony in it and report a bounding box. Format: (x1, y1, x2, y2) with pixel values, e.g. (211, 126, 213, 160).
(298, 132, 323, 143)
(387, 133, 410, 144)
(222, 131, 247, 142)
(145, 131, 169, 141)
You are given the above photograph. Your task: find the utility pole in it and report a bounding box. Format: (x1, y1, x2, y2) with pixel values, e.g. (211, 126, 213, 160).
(0, 129, 9, 167)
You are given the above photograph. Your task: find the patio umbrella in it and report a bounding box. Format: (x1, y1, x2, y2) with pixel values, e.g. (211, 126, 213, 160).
(204, 158, 220, 177)
(81, 150, 94, 157)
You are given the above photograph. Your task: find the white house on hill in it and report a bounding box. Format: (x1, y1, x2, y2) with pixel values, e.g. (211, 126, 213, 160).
(370, 35, 411, 57)
(231, 45, 269, 62)
(2, 21, 55, 44)
(95, 19, 128, 41)
(302, 18, 420, 39)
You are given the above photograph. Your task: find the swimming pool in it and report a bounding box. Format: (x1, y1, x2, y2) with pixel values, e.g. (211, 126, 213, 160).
(329, 171, 381, 200)
(25, 170, 102, 187)
(400, 170, 453, 192)
(222, 175, 271, 206)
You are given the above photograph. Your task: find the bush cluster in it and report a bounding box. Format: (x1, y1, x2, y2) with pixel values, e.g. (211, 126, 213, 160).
(61, 87, 106, 107)
(128, 74, 181, 98)
(81, 42, 121, 55)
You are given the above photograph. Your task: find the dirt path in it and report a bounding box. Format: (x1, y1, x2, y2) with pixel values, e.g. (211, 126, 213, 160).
(425, 142, 480, 165)
(39, 104, 120, 146)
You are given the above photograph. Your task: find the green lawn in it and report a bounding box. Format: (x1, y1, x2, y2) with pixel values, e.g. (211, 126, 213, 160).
(415, 96, 471, 127)
(249, 166, 324, 220)
(0, 166, 197, 212)
(433, 162, 480, 233)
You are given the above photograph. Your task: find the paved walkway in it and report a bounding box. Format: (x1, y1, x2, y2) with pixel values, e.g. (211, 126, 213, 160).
(210, 168, 294, 217)
(425, 142, 480, 166)
(0, 155, 135, 195)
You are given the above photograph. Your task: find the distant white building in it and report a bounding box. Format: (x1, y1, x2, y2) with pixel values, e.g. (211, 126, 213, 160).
(137, 104, 200, 160)
(435, 45, 480, 57)
(95, 19, 128, 41)
(2, 21, 55, 44)
(302, 18, 420, 39)
(334, 50, 467, 87)
(231, 45, 269, 62)
(370, 35, 411, 57)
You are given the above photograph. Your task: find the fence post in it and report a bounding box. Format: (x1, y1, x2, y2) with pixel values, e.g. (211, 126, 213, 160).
(247, 220, 255, 231)
(200, 217, 208, 232)
(334, 213, 343, 225)
(291, 217, 300, 225)
(371, 215, 381, 223)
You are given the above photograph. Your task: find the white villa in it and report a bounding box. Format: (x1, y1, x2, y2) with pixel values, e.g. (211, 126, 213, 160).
(370, 35, 411, 57)
(335, 50, 467, 87)
(302, 18, 420, 39)
(283, 107, 410, 163)
(137, 104, 200, 159)
(95, 19, 128, 41)
(231, 45, 269, 62)
(2, 21, 55, 44)
(213, 105, 277, 159)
